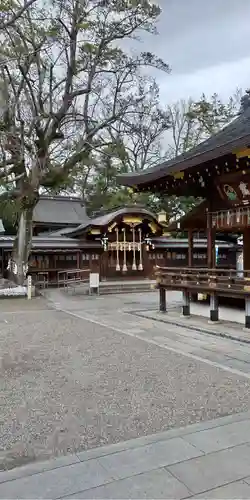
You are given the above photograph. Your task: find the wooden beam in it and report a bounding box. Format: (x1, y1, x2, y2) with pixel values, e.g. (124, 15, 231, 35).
(188, 229, 193, 267)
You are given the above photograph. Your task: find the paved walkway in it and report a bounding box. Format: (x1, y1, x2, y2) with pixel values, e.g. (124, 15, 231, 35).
(134, 307, 250, 344)
(2, 411, 250, 498)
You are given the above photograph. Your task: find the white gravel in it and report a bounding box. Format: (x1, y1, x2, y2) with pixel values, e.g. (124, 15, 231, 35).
(1, 304, 250, 470)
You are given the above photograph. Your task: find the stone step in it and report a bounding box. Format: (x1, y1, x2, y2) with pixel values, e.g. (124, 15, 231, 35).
(62, 280, 156, 296)
(99, 282, 155, 295)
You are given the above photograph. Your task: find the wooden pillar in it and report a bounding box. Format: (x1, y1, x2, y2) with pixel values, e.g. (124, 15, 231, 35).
(100, 251, 108, 281)
(142, 245, 150, 278)
(76, 251, 80, 269)
(243, 229, 250, 271)
(188, 229, 193, 268)
(207, 211, 216, 269)
(1, 248, 4, 276)
(182, 290, 190, 316)
(245, 297, 250, 329)
(243, 230, 250, 328)
(159, 287, 166, 313)
(210, 292, 219, 322)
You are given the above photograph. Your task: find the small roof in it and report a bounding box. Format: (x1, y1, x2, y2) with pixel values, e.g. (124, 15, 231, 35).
(33, 196, 90, 226)
(117, 97, 250, 188)
(151, 236, 236, 249)
(46, 226, 77, 237)
(0, 235, 101, 250)
(67, 206, 161, 237)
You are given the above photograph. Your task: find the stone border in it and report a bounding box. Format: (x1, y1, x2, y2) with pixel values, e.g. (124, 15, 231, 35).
(1, 411, 250, 485)
(131, 309, 250, 345)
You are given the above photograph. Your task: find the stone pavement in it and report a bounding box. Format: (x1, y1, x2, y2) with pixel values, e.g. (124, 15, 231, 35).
(133, 307, 250, 344)
(47, 288, 249, 343)
(2, 411, 250, 498)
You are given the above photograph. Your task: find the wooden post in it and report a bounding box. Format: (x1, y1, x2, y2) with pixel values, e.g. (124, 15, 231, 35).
(188, 229, 193, 268)
(245, 297, 250, 329)
(142, 245, 150, 278)
(243, 231, 250, 329)
(243, 229, 250, 271)
(1, 248, 4, 276)
(76, 251, 80, 269)
(210, 292, 219, 322)
(100, 251, 108, 281)
(207, 211, 216, 269)
(182, 290, 190, 316)
(159, 287, 166, 313)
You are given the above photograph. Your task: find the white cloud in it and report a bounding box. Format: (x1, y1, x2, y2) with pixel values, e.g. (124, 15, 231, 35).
(140, 0, 250, 103)
(157, 56, 250, 104)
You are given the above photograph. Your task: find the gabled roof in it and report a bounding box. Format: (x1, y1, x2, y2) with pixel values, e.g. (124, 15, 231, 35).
(151, 236, 237, 248)
(33, 196, 90, 226)
(67, 206, 161, 237)
(89, 206, 158, 227)
(117, 98, 250, 188)
(0, 235, 101, 249)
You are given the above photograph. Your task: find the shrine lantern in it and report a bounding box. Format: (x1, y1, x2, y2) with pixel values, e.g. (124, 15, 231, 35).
(158, 210, 167, 223)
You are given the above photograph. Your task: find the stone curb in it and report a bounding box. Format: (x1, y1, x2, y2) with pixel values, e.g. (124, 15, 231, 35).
(132, 310, 250, 345)
(1, 411, 250, 485)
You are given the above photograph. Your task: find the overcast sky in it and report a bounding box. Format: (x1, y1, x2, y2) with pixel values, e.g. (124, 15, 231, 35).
(143, 0, 250, 103)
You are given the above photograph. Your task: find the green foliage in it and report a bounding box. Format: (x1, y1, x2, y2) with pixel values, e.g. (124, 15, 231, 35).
(0, 198, 21, 233)
(186, 91, 241, 135)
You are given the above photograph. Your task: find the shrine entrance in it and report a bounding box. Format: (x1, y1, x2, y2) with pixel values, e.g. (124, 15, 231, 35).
(106, 249, 147, 279)
(106, 225, 147, 279)
(98, 213, 162, 280)
(67, 206, 163, 282)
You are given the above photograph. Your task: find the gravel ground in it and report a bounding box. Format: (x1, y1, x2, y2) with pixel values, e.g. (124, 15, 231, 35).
(1, 305, 250, 470)
(0, 296, 51, 312)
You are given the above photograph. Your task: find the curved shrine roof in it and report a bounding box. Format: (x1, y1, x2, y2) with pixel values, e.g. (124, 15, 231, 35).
(117, 99, 250, 188)
(67, 206, 161, 237)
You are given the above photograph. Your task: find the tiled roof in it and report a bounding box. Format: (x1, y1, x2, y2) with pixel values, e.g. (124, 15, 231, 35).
(68, 206, 160, 236)
(0, 235, 101, 249)
(33, 196, 90, 226)
(151, 237, 236, 248)
(46, 227, 78, 237)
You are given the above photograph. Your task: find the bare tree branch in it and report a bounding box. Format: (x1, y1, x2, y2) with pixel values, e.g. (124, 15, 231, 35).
(0, 0, 37, 29)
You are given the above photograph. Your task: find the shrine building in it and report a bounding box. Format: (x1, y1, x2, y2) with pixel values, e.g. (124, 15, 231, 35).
(117, 93, 250, 327)
(0, 196, 237, 287)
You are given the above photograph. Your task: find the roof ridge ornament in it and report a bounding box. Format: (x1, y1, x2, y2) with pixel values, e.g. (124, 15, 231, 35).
(240, 89, 250, 112)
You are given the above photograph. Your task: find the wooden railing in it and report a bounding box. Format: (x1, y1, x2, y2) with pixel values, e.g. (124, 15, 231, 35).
(57, 268, 90, 289)
(211, 207, 250, 230)
(33, 271, 49, 289)
(155, 266, 250, 297)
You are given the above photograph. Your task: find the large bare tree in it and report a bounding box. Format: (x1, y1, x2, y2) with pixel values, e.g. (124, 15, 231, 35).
(74, 79, 170, 213)
(0, 0, 169, 283)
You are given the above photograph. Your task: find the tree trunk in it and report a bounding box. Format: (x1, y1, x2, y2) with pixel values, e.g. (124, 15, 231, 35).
(9, 205, 34, 285)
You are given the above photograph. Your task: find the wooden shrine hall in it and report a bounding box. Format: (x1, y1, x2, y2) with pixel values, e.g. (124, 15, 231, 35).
(118, 93, 250, 328)
(0, 197, 165, 284)
(0, 196, 237, 287)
